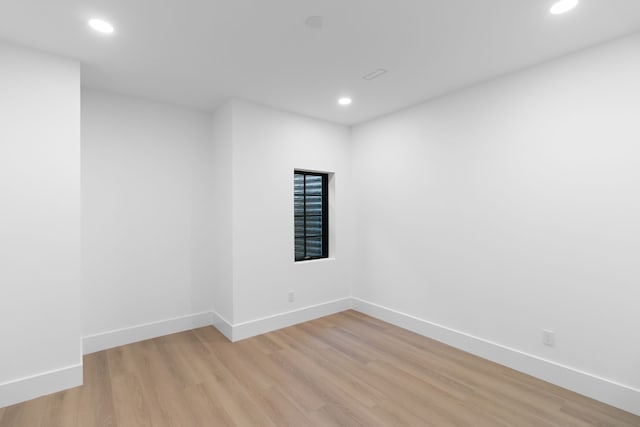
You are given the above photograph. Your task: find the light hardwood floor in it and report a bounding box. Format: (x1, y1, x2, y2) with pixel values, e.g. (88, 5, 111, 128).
(1, 310, 638, 426)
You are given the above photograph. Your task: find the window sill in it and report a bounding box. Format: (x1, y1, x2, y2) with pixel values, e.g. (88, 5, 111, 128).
(295, 257, 335, 264)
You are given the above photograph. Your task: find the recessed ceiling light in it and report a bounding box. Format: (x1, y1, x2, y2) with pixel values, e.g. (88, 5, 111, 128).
(338, 97, 352, 106)
(550, 0, 579, 15)
(88, 18, 114, 34)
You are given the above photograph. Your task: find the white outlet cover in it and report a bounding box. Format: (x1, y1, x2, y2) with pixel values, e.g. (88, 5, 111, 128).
(543, 330, 556, 347)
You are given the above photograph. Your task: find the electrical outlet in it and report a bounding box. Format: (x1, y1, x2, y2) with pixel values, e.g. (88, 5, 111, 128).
(288, 291, 295, 303)
(542, 330, 556, 347)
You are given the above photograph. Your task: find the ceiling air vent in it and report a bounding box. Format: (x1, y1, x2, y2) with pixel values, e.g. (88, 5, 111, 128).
(362, 69, 388, 81)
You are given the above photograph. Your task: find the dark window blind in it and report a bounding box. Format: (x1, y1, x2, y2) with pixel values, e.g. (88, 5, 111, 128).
(294, 171, 328, 261)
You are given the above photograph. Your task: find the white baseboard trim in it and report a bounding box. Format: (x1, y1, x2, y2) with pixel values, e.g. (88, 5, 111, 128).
(28, 298, 634, 415)
(351, 297, 640, 416)
(231, 297, 352, 342)
(82, 311, 214, 355)
(211, 310, 233, 341)
(0, 363, 82, 408)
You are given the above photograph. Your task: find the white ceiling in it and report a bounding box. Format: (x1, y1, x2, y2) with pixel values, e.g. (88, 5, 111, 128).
(1, 0, 639, 125)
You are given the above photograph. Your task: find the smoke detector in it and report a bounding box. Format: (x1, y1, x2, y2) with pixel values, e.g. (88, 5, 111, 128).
(305, 16, 325, 29)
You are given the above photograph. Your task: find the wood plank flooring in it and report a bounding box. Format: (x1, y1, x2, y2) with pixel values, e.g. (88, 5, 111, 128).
(1, 310, 638, 426)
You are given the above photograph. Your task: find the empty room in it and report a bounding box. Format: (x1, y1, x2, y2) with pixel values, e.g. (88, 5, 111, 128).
(1, 0, 639, 425)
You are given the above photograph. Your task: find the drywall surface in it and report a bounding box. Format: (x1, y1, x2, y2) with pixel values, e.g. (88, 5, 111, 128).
(231, 100, 354, 324)
(352, 34, 640, 393)
(81, 89, 212, 337)
(208, 101, 234, 323)
(0, 43, 81, 402)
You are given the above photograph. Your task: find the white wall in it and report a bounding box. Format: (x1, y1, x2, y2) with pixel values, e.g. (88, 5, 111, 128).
(231, 100, 354, 324)
(81, 89, 213, 343)
(0, 43, 81, 406)
(209, 102, 234, 324)
(352, 33, 640, 409)
(82, 95, 353, 343)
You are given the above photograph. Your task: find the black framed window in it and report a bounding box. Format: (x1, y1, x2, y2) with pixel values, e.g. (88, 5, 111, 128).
(294, 171, 328, 261)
